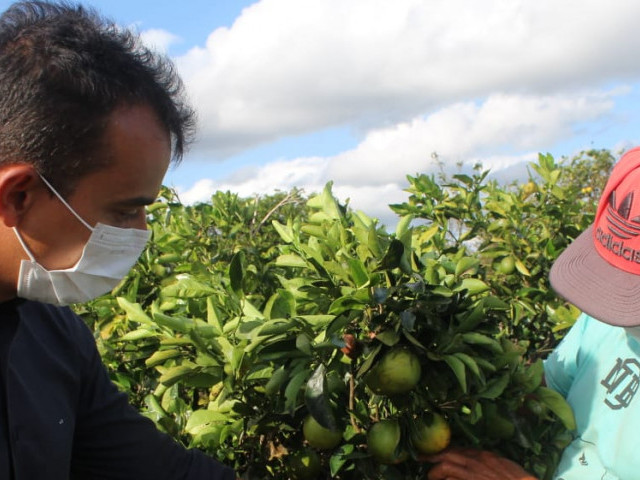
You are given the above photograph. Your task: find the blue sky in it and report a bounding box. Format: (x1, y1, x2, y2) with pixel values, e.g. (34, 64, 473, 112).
(3, 0, 640, 228)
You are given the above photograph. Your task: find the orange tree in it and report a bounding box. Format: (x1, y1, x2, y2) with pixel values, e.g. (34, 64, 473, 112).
(75, 150, 613, 479)
(390, 148, 614, 356)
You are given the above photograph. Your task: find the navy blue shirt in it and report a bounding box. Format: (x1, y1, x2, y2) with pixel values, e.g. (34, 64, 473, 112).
(0, 298, 19, 479)
(0, 299, 235, 480)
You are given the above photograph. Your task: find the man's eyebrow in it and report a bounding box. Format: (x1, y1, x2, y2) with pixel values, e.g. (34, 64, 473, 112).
(117, 196, 158, 206)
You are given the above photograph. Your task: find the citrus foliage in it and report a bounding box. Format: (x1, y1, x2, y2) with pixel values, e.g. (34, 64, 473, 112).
(75, 149, 613, 479)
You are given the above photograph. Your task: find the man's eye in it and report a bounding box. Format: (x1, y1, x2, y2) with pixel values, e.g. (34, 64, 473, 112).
(118, 208, 143, 219)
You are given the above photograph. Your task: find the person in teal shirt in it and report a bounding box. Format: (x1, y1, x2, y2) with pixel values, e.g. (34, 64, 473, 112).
(542, 312, 640, 479)
(427, 147, 640, 480)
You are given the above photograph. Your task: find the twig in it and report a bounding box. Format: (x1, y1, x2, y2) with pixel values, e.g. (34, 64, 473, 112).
(251, 189, 300, 234)
(349, 370, 362, 433)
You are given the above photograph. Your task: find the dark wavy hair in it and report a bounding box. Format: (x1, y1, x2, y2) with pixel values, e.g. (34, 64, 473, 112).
(0, 1, 195, 193)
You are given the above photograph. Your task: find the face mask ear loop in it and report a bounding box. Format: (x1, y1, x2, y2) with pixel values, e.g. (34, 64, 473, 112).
(38, 175, 94, 232)
(13, 227, 36, 262)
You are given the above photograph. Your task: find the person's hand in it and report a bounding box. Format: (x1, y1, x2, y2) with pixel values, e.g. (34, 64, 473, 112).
(425, 447, 538, 480)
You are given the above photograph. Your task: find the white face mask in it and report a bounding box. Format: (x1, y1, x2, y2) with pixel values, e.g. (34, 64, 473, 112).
(13, 175, 151, 306)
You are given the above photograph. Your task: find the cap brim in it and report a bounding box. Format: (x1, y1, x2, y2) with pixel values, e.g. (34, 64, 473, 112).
(550, 225, 640, 327)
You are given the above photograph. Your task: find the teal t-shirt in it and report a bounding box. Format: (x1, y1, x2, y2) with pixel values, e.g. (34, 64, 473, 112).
(544, 313, 640, 480)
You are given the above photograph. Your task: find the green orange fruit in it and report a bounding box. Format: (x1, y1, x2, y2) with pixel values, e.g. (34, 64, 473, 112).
(287, 448, 321, 480)
(365, 348, 421, 396)
(410, 413, 451, 455)
(303, 415, 342, 450)
(495, 256, 516, 275)
(367, 418, 408, 464)
(523, 181, 537, 194)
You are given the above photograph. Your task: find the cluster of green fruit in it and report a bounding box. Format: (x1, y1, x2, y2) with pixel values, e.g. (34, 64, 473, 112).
(288, 348, 452, 478)
(367, 413, 451, 465)
(364, 348, 451, 464)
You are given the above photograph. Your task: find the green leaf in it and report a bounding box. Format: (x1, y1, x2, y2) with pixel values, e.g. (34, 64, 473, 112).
(144, 394, 168, 422)
(304, 364, 339, 431)
(298, 315, 336, 328)
(348, 258, 370, 288)
(275, 254, 308, 268)
(328, 296, 366, 315)
(516, 359, 545, 393)
(117, 297, 153, 325)
(206, 296, 224, 336)
(455, 257, 479, 277)
(329, 444, 355, 476)
(402, 330, 428, 351)
(272, 220, 294, 243)
(478, 373, 509, 399)
(453, 173, 474, 186)
(152, 309, 195, 333)
(159, 364, 197, 387)
(460, 332, 503, 353)
(184, 371, 223, 388)
(307, 182, 342, 220)
(456, 305, 485, 332)
(185, 409, 228, 435)
(376, 330, 400, 347)
(284, 369, 309, 414)
(514, 258, 531, 276)
(296, 333, 312, 355)
(264, 366, 288, 396)
(145, 349, 181, 367)
(119, 328, 157, 341)
(453, 352, 481, 379)
(357, 343, 382, 378)
(455, 278, 490, 295)
(367, 224, 383, 258)
(480, 296, 509, 310)
(160, 274, 216, 298)
(377, 239, 404, 271)
(395, 214, 413, 239)
(263, 290, 296, 320)
(300, 224, 326, 238)
(229, 251, 245, 295)
(535, 386, 577, 431)
(443, 354, 467, 392)
(241, 300, 265, 320)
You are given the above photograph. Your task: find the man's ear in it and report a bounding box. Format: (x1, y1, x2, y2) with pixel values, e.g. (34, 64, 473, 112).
(0, 165, 41, 228)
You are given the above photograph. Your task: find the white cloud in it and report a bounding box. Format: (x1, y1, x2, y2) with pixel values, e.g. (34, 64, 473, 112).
(326, 89, 618, 185)
(178, 157, 327, 204)
(177, 89, 618, 227)
(175, 0, 640, 158)
(140, 28, 181, 53)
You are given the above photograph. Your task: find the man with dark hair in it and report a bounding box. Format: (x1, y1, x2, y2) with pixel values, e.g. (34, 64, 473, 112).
(0, 1, 235, 478)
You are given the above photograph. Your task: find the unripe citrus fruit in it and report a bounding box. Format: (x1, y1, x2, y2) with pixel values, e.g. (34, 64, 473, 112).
(365, 348, 421, 396)
(367, 418, 408, 464)
(410, 413, 451, 455)
(287, 447, 321, 480)
(522, 181, 537, 196)
(303, 415, 342, 450)
(496, 256, 515, 275)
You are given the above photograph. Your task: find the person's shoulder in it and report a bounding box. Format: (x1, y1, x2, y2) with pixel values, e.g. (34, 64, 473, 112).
(576, 312, 627, 347)
(16, 299, 93, 342)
